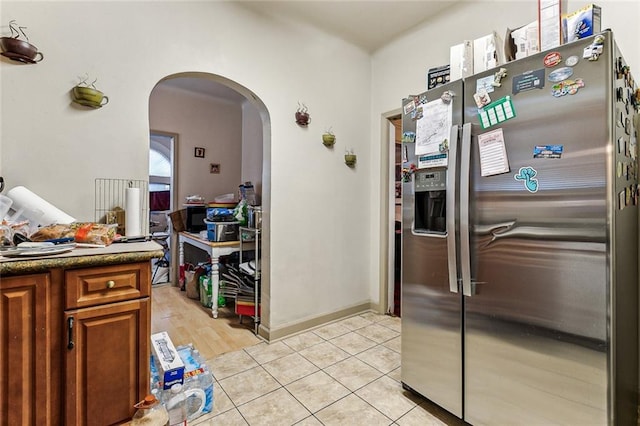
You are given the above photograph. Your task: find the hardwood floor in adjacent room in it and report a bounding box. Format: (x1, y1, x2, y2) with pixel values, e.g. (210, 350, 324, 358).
(151, 283, 261, 361)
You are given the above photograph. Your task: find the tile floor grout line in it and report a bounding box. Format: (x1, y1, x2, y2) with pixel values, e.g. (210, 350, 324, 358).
(276, 374, 328, 419)
(279, 331, 329, 352)
(236, 385, 312, 425)
(352, 328, 400, 345)
(206, 313, 441, 425)
(351, 346, 400, 376)
(228, 343, 395, 424)
(346, 391, 396, 425)
(260, 355, 320, 389)
(216, 364, 277, 408)
(213, 358, 396, 414)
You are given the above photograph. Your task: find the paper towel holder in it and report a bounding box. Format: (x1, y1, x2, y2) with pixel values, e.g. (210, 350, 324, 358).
(94, 178, 149, 235)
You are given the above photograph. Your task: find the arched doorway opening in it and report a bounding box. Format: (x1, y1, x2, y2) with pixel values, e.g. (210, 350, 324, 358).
(148, 72, 271, 354)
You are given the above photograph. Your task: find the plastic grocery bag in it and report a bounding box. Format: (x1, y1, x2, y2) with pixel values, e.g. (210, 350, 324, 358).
(185, 265, 205, 300)
(233, 199, 248, 226)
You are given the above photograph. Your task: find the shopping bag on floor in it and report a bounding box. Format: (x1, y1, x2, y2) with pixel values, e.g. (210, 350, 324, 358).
(185, 265, 205, 300)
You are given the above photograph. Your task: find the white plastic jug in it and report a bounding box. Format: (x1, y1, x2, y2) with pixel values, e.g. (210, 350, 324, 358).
(166, 385, 206, 423)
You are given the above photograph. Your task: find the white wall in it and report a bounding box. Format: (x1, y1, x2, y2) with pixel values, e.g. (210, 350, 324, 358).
(149, 84, 243, 204)
(242, 101, 263, 202)
(373, 0, 638, 113)
(368, 0, 640, 302)
(2, 0, 636, 336)
(0, 1, 372, 335)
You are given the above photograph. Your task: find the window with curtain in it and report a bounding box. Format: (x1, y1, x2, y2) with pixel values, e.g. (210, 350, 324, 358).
(149, 147, 171, 210)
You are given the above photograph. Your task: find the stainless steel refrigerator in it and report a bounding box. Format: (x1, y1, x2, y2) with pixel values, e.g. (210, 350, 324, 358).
(401, 30, 639, 425)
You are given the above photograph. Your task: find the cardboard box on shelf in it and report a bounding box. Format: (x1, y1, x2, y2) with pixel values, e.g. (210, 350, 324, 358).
(473, 32, 503, 73)
(168, 209, 186, 232)
(505, 21, 539, 62)
(538, 0, 567, 51)
(450, 40, 473, 81)
(150, 331, 185, 390)
(563, 4, 601, 43)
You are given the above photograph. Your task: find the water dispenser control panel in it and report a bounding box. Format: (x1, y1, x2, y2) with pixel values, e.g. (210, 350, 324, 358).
(415, 170, 446, 192)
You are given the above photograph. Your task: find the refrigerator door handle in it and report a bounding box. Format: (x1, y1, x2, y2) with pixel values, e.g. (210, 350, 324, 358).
(461, 123, 473, 297)
(446, 124, 459, 294)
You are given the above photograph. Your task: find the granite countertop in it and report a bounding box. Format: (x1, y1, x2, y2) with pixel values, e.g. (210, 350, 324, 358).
(0, 241, 164, 276)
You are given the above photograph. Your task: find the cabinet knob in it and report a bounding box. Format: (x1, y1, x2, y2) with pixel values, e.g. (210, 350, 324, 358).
(106, 280, 115, 289)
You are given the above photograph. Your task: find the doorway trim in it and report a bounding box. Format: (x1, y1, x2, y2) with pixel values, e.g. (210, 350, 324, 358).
(379, 107, 403, 315)
(150, 130, 179, 213)
(149, 130, 178, 285)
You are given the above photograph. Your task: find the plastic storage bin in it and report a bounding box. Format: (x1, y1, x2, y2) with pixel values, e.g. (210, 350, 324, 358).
(204, 220, 239, 242)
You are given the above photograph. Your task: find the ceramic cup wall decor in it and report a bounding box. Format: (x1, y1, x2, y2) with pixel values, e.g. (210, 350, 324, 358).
(72, 84, 109, 108)
(322, 133, 336, 147)
(295, 103, 310, 126)
(0, 21, 43, 64)
(322, 128, 336, 147)
(345, 153, 357, 167)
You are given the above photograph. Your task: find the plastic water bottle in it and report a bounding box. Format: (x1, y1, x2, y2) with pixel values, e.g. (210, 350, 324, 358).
(182, 346, 205, 418)
(149, 354, 161, 392)
(131, 392, 169, 426)
(191, 348, 204, 365)
(166, 384, 188, 426)
(192, 349, 214, 415)
(243, 182, 256, 206)
(183, 386, 206, 421)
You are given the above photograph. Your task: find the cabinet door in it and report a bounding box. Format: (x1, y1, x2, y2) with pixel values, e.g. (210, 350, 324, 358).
(0, 274, 50, 425)
(64, 298, 150, 426)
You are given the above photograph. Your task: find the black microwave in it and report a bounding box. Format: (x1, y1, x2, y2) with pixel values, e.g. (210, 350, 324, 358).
(185, 205, 207, 233)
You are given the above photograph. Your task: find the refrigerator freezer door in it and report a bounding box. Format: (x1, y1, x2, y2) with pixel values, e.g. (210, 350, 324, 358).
(463, 35, 612, 425)
(401, 80, 463, 417)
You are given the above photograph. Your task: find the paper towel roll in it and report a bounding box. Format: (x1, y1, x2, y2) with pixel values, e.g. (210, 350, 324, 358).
(6, 186, 75, 226)
(125, 187, 142, 236)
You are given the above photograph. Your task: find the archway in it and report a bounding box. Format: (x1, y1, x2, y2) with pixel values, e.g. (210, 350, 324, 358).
(148, 72, 271, 342)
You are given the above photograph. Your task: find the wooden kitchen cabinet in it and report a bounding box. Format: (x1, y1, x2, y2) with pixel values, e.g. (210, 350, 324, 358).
(0, 258, 154, 426)
(0, 273, 59, 425)
(65, 262, 151, 426)
(65, 298, 149, 425)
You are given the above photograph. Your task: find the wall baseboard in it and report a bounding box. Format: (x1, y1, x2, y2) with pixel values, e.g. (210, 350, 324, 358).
(258, 301, 380, 341)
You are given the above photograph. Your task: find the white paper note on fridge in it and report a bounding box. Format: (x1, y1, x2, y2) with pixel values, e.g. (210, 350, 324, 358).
(478, 128, 510, 177)
(415, 99, 453, 157)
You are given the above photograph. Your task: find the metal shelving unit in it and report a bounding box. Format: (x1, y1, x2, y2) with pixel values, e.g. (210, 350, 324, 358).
(239, 227, 260, 334)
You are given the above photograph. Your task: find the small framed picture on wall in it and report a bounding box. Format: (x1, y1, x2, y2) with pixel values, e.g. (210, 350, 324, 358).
(210, 163, 220, 174)
(194, 147, 205, 158)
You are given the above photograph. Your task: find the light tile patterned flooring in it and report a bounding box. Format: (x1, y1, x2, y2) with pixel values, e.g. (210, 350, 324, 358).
(190, 312, 463, 426)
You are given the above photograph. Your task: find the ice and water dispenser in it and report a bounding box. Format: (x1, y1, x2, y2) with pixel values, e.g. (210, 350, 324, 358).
(413, 169, 447, 234)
